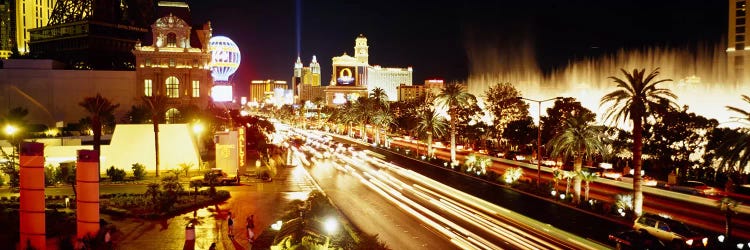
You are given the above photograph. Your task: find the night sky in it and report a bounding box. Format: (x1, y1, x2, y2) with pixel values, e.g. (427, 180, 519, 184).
(185, 0, 726, 94)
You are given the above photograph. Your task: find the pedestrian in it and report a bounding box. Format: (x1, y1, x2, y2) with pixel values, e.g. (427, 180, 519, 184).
(246, 214, 255, 230)
(247, 223, 255, 249)
(104, 228, 112, 249)
(227, 211, 235, 239)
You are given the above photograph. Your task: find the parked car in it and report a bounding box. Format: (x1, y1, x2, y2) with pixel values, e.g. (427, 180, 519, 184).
(609, 230, 667, 249)
(633, 213, 709, 248)
(667, 181, 719, 196)
(190, 168, 239, 186)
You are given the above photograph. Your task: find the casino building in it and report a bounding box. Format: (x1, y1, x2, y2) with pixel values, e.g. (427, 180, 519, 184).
(131, 1, 213, 123)
(296, 34, 413, 106)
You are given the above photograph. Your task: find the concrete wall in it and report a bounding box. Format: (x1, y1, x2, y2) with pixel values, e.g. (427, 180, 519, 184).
(11, 124, 200, 174)
(0, 60, 138, 126)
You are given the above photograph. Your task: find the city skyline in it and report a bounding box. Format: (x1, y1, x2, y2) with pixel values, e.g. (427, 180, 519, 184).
(187, 0, 726, 88)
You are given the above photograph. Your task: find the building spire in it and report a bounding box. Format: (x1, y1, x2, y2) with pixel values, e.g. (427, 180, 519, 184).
(295, 56, 303, 68)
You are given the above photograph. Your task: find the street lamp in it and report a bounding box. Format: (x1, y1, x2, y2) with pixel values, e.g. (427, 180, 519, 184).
(517, 96, 562, 188)
(4, 124, 18, 154)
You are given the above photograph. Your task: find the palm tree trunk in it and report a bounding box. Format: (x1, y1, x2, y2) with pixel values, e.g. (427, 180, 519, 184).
(427, 132, 433, 158)
(574, 154, 583, 204)
(361, 123, 367, 142)
(375, 125, 380, 145)
(726, 212, 732, 242)
(92, 116, 102, 177)
(153, 118, 160, 177)
(450, 109, 457, 164)
(632, 114, 644, 217)
(585, 182, 590, 201)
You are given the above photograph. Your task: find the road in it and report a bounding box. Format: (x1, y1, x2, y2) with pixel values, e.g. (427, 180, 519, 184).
(390, 137, 750, 240)
(295, 129, 611, 249)
(307, 157, 458, 250)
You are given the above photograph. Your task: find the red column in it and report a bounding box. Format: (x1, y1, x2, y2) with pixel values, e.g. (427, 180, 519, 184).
(76, 150, 100, 240)
(19, 142, 45, 250)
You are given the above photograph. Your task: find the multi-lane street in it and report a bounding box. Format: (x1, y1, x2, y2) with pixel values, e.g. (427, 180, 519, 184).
(390, 136, 750, 241)
(293, 129, 611, 249)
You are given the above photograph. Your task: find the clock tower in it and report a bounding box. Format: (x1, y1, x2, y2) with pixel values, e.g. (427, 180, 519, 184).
(354, 34, 369, 65)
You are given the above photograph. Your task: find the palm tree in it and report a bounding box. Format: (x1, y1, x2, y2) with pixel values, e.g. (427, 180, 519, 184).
(353, 97, 375, 142)
(552, 169, 562, 193)
(414, 108, 447, 158)
(370, 87, 388, 106)
(562, 170, 577, 197)
(436, 82, 476, 164)
(717, 95, 750, 173)
(79, 94, 119, 152)
(717, 197, 741, 242)
(372, 109, 395, 145)
(312, 96, 326, 121)
(600, 68, 677, 216)
(579, 170, 598, 201)
(547, 112, 605, 204)
(79, 94, 119, 175)
(143, 95, 168, 177)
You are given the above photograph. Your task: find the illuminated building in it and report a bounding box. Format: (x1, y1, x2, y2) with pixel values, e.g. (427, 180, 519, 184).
(0, 0, 12, 59)
(0, 0, 57, 58)
(132, 1, 213, 122)
(396, 79, 444, 101)
(397, 83, 425, 101)
(293, 55, 321, 101)
(28, 0, 154, 69)
(367, 65, 413, 101)
(729, 0, 750, 84)
(250, 79, 288, 105)
(294, 34, 412, 106)
(326, 50, 368, 105)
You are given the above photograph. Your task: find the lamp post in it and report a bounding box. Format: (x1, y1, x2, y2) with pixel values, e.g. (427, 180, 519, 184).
(4, 124, 18, 155)
(517, 96, 562, 188)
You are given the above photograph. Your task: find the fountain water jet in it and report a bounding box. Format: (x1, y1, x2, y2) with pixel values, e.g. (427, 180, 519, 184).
(467, 41, 749, 127)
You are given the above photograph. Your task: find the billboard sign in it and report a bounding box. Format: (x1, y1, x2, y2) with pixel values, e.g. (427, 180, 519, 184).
(335, 66, 356, 85)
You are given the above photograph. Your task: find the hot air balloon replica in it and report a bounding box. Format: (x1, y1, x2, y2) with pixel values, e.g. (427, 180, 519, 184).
(209, 36, 241, 102)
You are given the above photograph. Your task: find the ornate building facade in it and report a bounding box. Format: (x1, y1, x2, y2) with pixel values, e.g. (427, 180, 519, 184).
(132, 1, 212, 123)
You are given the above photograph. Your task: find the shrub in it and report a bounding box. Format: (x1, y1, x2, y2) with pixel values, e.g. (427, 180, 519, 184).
(106, 166, 126, 182)
(502, 167, 523, 185)
(132, 163, 146, 180)
(179, 163, 193, 177)
(56, 163, 75, 185)
(44, 165, 58, 186)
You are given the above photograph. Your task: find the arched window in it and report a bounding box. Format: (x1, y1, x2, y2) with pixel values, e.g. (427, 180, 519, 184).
(165, 108, 181, 124)
(167, 33, 177, 47)
(165, 76, 180, 98)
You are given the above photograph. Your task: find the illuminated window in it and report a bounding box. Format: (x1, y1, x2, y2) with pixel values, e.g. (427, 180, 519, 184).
(192, 80, 200, 97)
(165, 108, 181, 124)
(169, 58, 175, 67)
(145, 58, 151, 67)
(167, 33, 177, 47)
(165, 76, 180, 98)
(144, 79, 153, 96)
